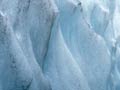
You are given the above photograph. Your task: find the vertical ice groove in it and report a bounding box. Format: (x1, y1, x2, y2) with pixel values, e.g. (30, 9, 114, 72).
(44, 16, 90, 90)
(0, 11, 33, 90)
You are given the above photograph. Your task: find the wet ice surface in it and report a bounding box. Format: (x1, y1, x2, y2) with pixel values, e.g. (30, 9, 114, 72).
(0, 0, 120, 90)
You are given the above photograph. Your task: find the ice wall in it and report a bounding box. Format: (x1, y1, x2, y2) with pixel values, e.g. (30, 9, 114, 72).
(0, 0, 120, 90)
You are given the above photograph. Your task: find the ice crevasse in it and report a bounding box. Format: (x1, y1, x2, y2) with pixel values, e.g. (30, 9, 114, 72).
(0, 0, 120, 90)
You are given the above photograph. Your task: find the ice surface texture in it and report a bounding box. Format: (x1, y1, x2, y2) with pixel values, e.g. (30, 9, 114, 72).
(0, 0, 119, 90)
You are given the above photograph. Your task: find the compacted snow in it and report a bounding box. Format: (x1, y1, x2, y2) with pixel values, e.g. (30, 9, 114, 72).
(0, 0, 120, 90)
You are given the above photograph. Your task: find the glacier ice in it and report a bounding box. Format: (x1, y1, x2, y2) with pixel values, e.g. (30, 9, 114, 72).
(0, 0, 120, 90)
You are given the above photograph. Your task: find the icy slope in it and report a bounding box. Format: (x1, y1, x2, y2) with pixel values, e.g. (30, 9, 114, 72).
(44, 18, 90, 90)
(0, 0, 56, 90)
(44, 0, 110, 90)
(0, 0, 120, 90)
